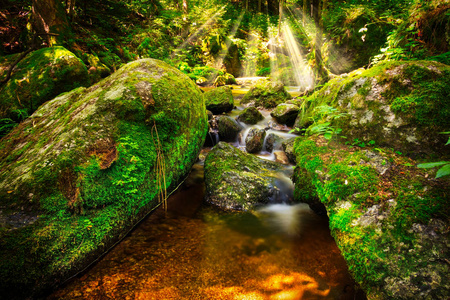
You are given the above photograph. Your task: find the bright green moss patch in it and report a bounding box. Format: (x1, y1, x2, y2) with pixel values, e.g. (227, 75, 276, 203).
(203, 86, 234, 114)
(293, 136, 450, 298)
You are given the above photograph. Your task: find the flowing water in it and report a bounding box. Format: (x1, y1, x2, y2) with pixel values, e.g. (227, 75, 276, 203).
(48, 84, 366, 300)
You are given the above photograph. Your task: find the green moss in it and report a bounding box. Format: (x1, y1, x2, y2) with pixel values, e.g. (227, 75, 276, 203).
(241, 82, 292, 109)
(0, 47, 89, 121)
(203, 86, 234, 114)
(204, 142, 282, 211)
(237, 106, 264, 125)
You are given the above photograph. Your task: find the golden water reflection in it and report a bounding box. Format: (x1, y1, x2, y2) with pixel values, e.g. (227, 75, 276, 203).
(49, 169, 364, 300)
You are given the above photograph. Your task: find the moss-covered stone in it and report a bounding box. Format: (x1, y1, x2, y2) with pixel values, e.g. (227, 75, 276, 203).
(295, 61, 450, 157)
(213, 73, 236, 86)
(270, 103, 300, 126)
(217, 116, 242, 141)
(282, 137, 297, 165)
(293, 136, 450, 299)
(204, 142, 284, 211)
(0, 58, 208, 298)
(241, 81, 291, 109)
(236, 106, 264, 125)
(204, 86, 234, 114)
(0, 46, 89, 122)
(245, 128, 266, 153)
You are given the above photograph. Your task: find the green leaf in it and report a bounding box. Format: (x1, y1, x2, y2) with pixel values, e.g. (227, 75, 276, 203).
(417, 161, 450, 168)
(436, 164, 450, 178)
(324, 132, 333, 140)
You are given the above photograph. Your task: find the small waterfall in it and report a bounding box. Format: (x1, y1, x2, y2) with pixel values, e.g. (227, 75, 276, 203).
(255, 203, 315, 236)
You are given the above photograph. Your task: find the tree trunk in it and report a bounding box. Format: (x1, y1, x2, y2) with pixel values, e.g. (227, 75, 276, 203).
(258, 0, 262, 12)
(303, 0, 309, 26)
(278, 0, 283, 35)
(32, 0, 69, 46)
(312, 0, 327, 82)
(67, 0, 76, 20)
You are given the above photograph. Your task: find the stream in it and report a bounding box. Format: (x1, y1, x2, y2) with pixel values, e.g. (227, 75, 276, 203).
(48, 83, 366, 300)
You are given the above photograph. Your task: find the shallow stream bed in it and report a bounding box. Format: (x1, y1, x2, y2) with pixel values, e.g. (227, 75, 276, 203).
(48, 163, 365, 300)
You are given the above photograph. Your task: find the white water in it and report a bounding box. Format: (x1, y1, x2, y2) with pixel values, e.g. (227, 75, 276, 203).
(255, 203, 315, 236)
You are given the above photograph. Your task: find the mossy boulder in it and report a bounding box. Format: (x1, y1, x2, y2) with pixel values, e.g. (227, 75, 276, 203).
(0, 58, 208, 298)
(217, 116, 242, 141)
(270, 103, 300, 126)
(241, 82, 291, 109)
(213, 73, 236, 86)
(293, 136, 449, 299)
(204, 142, 284, 211)
(236, 106, 264, 125)
(204, 86, 234, 114)
(245, 128, 266, 153)
(0, 46, 89, 122)
(295, 61, 450, 157)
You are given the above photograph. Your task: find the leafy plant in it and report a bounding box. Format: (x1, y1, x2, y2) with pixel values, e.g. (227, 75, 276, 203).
(304, 105, 347, 140)
(417, 131, 450, 178)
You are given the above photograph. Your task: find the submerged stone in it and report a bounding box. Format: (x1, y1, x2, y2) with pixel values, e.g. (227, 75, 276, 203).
(204, 86, 234, 114)
(0, 58, 208, 298)
(204, 142, 285, 211)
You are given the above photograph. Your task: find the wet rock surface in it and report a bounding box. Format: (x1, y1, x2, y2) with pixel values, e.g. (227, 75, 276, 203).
(236, 106, 264, 124)
(204, 86, 234, 114)
(270, 103, 300, 126)
(204, 142, 289, 211)
(245, 128, 266, 153)
(217, 116, 243, 141)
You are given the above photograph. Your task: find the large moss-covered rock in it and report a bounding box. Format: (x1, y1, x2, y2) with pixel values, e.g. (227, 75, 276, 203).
(295, 61, 450, 157)
(204, 86, 234, 114)
(0, 58, 208, 298)
(0, 46, 89, 121)
(293, 136, 449, 299)
(271, 103, 300, 126)
(241, 81, 291, 109)
(204, 142, 284, 211)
